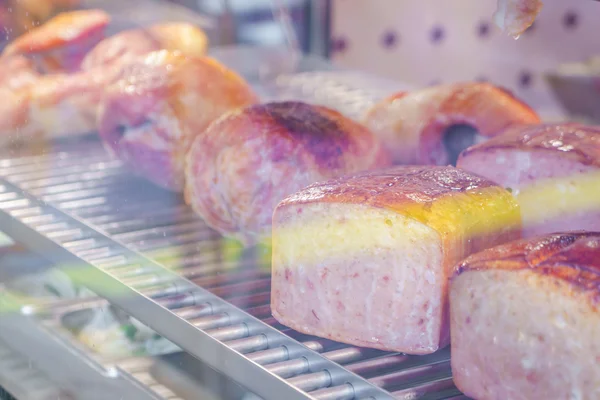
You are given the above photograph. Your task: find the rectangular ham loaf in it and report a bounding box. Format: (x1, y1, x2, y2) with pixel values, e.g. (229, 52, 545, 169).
(270, 166, 521, 355)
(450, 232, 600, 400)
(457, 123, 600, 238)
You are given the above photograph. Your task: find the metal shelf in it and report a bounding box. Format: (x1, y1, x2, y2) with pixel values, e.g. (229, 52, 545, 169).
(0, 291, 169, 400)
(0, 72, 462, 400)
(0, 336, 64, 400)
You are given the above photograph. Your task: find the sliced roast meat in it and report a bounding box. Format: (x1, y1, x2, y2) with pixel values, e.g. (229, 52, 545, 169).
(271, 165, 520, 354)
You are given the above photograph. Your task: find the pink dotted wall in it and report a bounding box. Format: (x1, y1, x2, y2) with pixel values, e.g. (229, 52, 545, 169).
(330, 0, 600, 119)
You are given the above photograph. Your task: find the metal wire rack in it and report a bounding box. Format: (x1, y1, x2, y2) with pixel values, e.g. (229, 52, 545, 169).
(0, 71, 465, 400)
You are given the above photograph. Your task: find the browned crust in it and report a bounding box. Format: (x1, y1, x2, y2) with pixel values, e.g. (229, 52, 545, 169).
(458, 123, 600, 167)
(238, 101, 390, 170)
(435, 83, 539, 126)
(278, 165, 498, 209)
(376, 83, 538, 121)
(184, 101, 390, 241)
(454, 232, 600, 299)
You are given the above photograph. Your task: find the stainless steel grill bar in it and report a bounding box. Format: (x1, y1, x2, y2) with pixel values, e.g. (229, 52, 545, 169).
(207, 324, 250, 341)
(4, 160, 122, 183)
(226, 334, 269, 353)
(368, 361, 452, 391)
(287, 370, 332, 392)
(391, 377, 458, 399)
(311, 383, 356, 400)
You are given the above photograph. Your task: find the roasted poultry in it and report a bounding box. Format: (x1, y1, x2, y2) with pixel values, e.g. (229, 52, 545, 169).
(81, 22, 208, 70)
(0, 0, 81, 42)
(0, 10, 209, 146)
(3, 8, 109, 72)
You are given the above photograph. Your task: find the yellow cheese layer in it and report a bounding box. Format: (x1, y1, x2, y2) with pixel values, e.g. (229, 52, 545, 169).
(391, 186, 521, 239)
(515, 170, 600, 224)
(273, 187, 521, 267)
(272, 204, 440, 267)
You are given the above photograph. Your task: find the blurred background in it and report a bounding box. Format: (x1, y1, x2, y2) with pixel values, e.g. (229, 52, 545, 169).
(174, 0, 600, 119)
(329, 0, 600, 119)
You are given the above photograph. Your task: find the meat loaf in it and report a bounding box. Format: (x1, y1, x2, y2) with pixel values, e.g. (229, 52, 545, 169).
(457, 123, 600, 238)
(98, 50, 258, 191)
(363, 82, 540, 165)
(271, 166, 521, 354)
(450, 231, 600, 400)
(185, 101, 391, 245)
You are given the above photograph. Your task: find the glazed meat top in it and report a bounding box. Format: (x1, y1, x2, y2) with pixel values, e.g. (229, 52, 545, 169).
(459, 123, 600, 167)
(279, 165, 520, 238)
(454, 232, 600, 296)
(241, 101, 380, 169)
(282, 165, 499, 206)
(200, 101, 388, 174)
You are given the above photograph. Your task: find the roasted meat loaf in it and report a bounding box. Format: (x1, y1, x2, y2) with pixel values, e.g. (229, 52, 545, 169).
(450, 232, 600, 400)
(271, 166, 521, 354)
(98, 50, 258, 191)
(457, 123, 600, 238)
(363, 82, 540, 165)
(185, 101, 391, 245)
